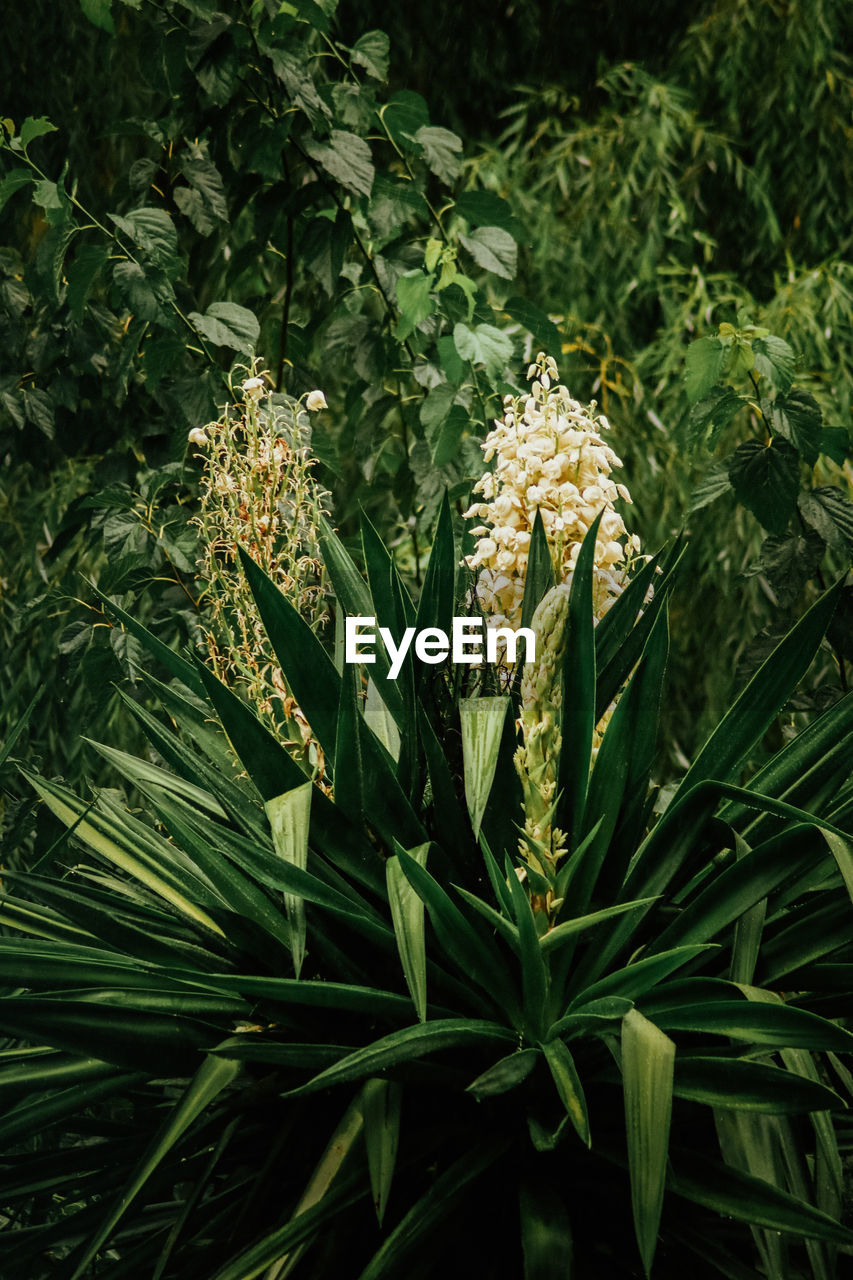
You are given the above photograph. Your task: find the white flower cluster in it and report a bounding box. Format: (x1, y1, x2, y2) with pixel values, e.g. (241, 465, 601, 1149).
(464, 352, 640, 630)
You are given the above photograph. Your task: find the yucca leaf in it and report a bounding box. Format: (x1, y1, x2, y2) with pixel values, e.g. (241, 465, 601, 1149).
(361, 508, 415, 636)
(69, 1053, 241, 1279)
(677, 581, 842, 796)
(265, 1090, 367, 1280)
(540, 898, 660, 957)
(651, 999, 853, 1051)
(650, 823, 827, 954)
(414, 491, 454, 642)
(0, 998, 215, 1073)
(418, 702, 470, 860)
(622, 1007, 675, 1276)
(334, 661, 364, 823)
(362, 1078, 402, 1226)
(396, 847, 520, 1021)
(556, 512, 600, 848)
(505, 852, 549, 1037)
(284, 1019, 517, 1097)
(364, 678, 401, 762)
(24, 772, 227, 937)
(265, 781, 312, 978)
(541, 1037, 590, 1146)
(85, 738, 228, 818)
(386, 842, 429, 1021)
(95, 588, 205, 696)
(519, 508, 555, 632)
(668, 1149, 853, 1245)
(460, 695, 509, 837)
(202, 976, 415, 1019)
(673, 1057, 842, 1113)
(0, 1071, 144, 1148)
(467, 1047, 540, 1099)
(594, 541, 683, 722)
(454, 885, 520, 951)
(320, 514, 405, 723)
(570, 945, 717, 1007)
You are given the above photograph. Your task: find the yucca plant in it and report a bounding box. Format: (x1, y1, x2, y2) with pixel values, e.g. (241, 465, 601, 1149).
(3, 503, 853, 1279)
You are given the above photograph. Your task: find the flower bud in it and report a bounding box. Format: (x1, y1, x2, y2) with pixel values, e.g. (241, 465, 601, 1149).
(305, 390, 328, 412)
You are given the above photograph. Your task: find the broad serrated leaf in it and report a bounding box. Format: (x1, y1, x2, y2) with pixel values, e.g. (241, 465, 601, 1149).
(395, 269, 434, 339)
(766, 389, 822, 465)
(728, 438, 800, 535)
(798, 486, 853, 553)
(109, 207, 179, 274)
(20, 116, 58, 150)
(414, 125, 462, 183)
(351, 29, 389, 80)
(453, 321, 513, 379)
(686, 385, 747, 447)
(459, 226, 517, 280)
(305, 130, 374, 198)
(187, 301, 259, 353)
(684, 337, 726, 402)
(753, 335, 795, 394)
(689, 461, 733, 513)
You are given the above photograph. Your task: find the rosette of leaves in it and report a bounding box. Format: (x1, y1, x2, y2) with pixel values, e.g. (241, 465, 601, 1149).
(5, 511, 853, 1279)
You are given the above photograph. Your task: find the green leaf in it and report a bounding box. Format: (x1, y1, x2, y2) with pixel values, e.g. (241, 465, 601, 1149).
(397, 848, 519, 1018)
(651, 999, 853, 1051)
(66, 242, 110, 319)
(728, 438, 800, 535)
(415, 125, 462, 183)
(819, 426, 849, 465)
(622, 1008, 675, 1276)
(70, 1054, 240, 1279)
(79, 0, 114, 32)
(466, 1047, 539, 1098)
(188, 301, 259, 354)
(459, 226, 517, 279)
(305, 130, 374, 198)
(386, 843, 429, 1021)
(362, 1078, 401, 1227)
(109, 207, 179, 273)
(767, 389, 822, 465)
(268, 48, 331, 130)
(286, 1019, 516, 1096)
(20, 116, 58, 150)
(669, 1150, 853, 1246)
(460, 696, 509, 837)
(453, 321, 513, 380)
(519, 509, 555, 632)
(351, 29, 389, 80)
(753, 335, 795, 394)
(686, 386, 748, 448)
(798, 485, 853, 553)
(557, 513, 601, 849)
(0, 168, 34, 213)
(684, 337, 726, 402)
(748, 531, 825, 608)
(380, 90, 430, 150)
(673, 1057, 842, 1114)
(24, 772, 226, 937)
(678, 581, 841, 794)
(541, 1038, 590, 1146)
(503, 295, 562, 355)
(395, 268, 434, 339)
(265, 782, 311, 978)
(455, 190, 524, 238)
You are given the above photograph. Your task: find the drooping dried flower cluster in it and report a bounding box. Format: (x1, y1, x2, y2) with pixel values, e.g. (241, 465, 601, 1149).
(464, 351, 641, 631)
(190, 366, 330, 779)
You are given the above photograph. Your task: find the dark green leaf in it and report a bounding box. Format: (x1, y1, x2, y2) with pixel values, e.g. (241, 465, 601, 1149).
(305, 130, 374, 198)
(415, 125, 462, 183)
(459, 226, 517, 279)
(798, 486, 853, 553)
(767, 389, 822, 465)
(351, 29, 389, 80)
(687, 386, 747, 447)
(753, 335, 795, 394)
(187, 301, 259, 353)
(727, 438, 800, 535)
(503, 296, 562, 355)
